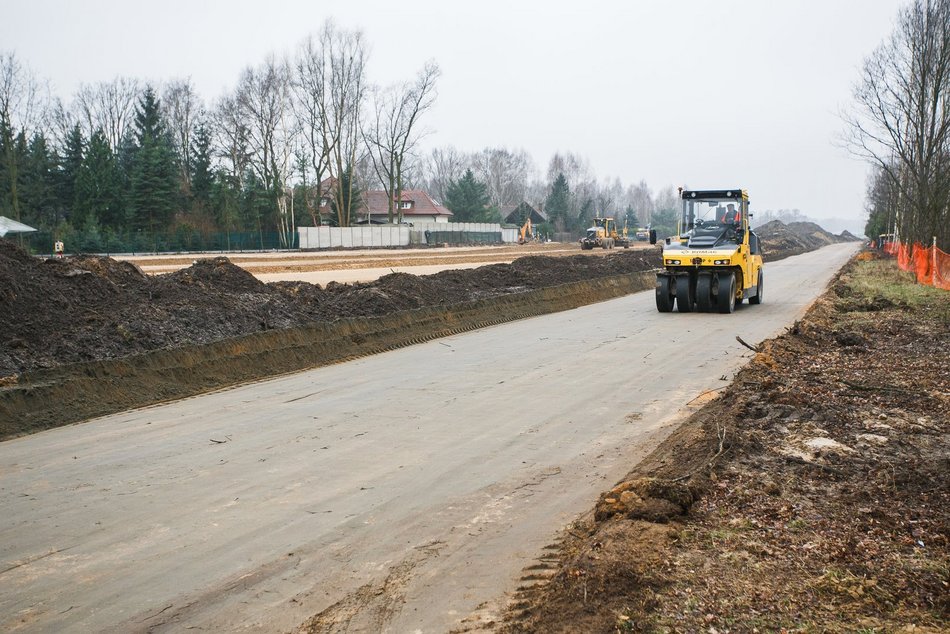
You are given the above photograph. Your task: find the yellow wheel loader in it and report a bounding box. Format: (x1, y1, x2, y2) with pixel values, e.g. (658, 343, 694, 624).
(652, 188, 763, 313)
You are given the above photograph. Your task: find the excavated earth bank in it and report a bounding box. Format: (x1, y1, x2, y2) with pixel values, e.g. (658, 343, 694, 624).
(0, 244, 656, 438)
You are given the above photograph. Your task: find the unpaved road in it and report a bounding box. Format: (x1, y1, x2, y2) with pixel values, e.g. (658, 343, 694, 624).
(118, 243, 653, 284)
(0, 243, 859, 633)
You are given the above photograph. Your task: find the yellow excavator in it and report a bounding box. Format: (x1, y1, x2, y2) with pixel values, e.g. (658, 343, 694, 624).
(652, 188, 764, 313)
(518, 218, 534, 244)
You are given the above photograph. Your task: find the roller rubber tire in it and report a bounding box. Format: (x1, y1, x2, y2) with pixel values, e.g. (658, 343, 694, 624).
(676, 275, 694, 312)
(749, 269, 764, 304)
(717, 271, 737, 314)
(656, 275, 675, 312)
(696, 274, 714, 312)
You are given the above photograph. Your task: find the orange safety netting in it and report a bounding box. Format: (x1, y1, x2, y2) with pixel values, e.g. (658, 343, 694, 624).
(885, 240, 950, 290)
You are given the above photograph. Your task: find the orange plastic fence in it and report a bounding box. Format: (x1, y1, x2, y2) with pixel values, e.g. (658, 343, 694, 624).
(883, 240, 950, 290)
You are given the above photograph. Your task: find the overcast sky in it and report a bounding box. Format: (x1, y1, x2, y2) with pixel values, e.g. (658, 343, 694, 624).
(3, 0, 904, 233)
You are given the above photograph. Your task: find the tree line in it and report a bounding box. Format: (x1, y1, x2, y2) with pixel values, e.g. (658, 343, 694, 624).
(1, 21, 680, 253)
(846, 0, 950, 249)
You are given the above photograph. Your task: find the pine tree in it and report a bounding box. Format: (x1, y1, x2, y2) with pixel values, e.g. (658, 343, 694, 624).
(74, 129, 123, 230)
(444, 169, 490, 222)
(545, 173, 571, 232)
(59, 124, 85, 222)
(190, 122, 213, 215)
(0, 120, 28, 222)
(332, 164, 362, 227)
(21, 133, 60, 229)
(129, 87, 178, 236)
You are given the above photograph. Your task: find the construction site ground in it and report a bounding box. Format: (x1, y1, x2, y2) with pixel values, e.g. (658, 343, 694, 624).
(3, 221, 910, 633)
(120, 242, 632, 284)
(501, 253, 949, 633)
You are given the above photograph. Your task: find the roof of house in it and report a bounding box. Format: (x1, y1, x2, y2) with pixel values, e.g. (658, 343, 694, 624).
(502, 202, 548, 224)
(362, 189, 453, 217)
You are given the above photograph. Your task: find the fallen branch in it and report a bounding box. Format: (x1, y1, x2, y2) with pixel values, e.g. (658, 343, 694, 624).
(736, 336, 761, 353)
(840, 379, 914, 394)
(672, 422, 727, 483)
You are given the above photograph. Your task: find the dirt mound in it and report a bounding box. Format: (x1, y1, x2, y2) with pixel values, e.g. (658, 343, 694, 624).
(161, 256, 268, 293)
(839, 229, 862, 241)
(0, 240, 659, 376)
(756, 219, 853, 261)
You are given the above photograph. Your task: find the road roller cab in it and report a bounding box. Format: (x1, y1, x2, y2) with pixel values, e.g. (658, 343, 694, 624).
(655, 188, 764, 313)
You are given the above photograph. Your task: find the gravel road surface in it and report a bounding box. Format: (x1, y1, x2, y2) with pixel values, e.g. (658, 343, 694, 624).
(0, 243, 859, 633)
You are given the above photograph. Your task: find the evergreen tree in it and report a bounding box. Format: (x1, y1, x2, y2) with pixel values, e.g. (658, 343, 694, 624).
(443, 169, 490, 222)
(190, 122, 213, 216)
(242, 169, 270, 247)
(576, 197, 595, 232)
(545, 173, 571, 232)
(0, 120, 28, 222)
(129, 87, 178, 236)
(74, 129, 123, 230)
(212, 170, 241, 249)
(21, 133, 60, 229)
(59, 124, 85, 222)
(332, 164, 362, 227)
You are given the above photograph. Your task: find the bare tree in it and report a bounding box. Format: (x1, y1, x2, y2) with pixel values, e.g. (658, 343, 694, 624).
(234, 56, 296, 246)
(472, 147, 533, 216)
(546, 152, 590, 188)
(73, 77, 140, 150)
(209, 93, 250, 243)
(598, 177, 623, 218)
(319, 22, 368, 227)
(162, 78, 201, 190)
(420, 146, 467, 203)
(293, 33, 334, 226)
(363, 61, 440, 222)
(625, 180, 655, 226)
(843, 0, 950, 248)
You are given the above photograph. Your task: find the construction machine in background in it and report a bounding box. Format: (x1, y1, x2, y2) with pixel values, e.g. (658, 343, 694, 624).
(652, 188, 764, 313)
(518, 218, 534, 244)
(580, 217, 631, 250)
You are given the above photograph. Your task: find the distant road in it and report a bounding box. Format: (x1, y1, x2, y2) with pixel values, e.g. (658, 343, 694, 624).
(0, 243, 859, 633)
(117, 242, 656, 284)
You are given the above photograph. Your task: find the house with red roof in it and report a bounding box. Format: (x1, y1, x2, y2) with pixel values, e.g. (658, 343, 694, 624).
(316, 178, 452, 225)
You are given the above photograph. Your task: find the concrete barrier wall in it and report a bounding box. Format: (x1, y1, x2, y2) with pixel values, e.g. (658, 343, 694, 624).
(410, 222, 520, 245)
(298, 225, 410, 249)
(298, 223, 517, 248)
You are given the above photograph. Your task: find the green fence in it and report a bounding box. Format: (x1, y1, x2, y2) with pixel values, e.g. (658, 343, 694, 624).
(424, 231, 503, 245)
(16, 230, 298, 256)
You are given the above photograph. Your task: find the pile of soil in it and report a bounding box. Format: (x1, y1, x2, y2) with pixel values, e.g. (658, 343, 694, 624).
(757, 220, 859, 261)
(0, 242, 658, 376)
(501, 255, 948, 632)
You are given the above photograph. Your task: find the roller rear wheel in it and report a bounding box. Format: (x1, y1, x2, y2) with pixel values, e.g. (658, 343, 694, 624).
(656, 275, 675, 312)
(749, 269, 764, 305)
(717, 271, 737, 314)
